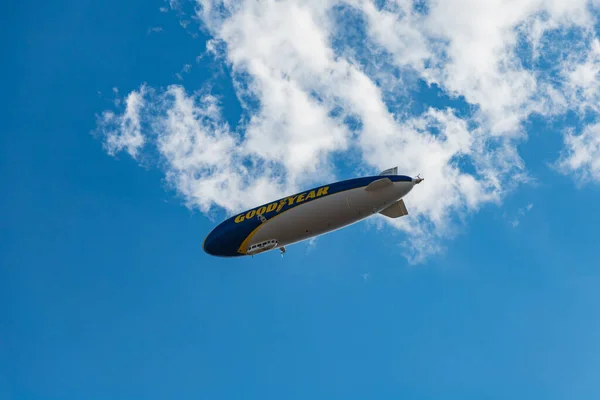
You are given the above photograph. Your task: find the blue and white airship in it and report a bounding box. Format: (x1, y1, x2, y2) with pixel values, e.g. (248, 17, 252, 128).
(202, 167, 423, 257)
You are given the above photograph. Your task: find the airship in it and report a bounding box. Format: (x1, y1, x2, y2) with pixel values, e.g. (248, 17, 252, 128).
(202, 167, 423, 257)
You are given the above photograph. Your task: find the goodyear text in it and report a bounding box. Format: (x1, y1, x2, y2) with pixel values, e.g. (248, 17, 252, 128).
(234, 186, 330, 223)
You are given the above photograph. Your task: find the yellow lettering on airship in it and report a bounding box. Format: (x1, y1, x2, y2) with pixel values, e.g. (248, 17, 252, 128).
(276, 199, 287, 213)
(234, 185, 332, 223)
(317, 186, 329, 196)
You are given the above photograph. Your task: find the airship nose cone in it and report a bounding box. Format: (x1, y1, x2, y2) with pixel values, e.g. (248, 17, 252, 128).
(202, 223, 244, 258)
(202, 231, 220, 256)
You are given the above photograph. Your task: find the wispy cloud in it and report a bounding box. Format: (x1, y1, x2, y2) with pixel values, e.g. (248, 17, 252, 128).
(97, 86, 147, 159)
(305, 237, 318, 253)
(96, 0, 600, 263)
(174, 63, 192, 81)
(557, 124, 600, 184)
(147, 26, 164, 34)
(507, 203, 534, 228)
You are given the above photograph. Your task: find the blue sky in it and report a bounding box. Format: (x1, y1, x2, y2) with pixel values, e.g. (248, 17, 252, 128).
(3, 0, 600, 399)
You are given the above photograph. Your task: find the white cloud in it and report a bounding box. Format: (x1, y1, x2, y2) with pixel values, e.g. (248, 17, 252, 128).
(361, 0, 600, 135)
(96, 0, 600, 262)
(557, 123, 600, 182)
(560, 37, 600, 115)
(97, 86, 147, 159)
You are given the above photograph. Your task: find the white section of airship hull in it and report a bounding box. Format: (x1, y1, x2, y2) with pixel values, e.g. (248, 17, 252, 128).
(244, 180, 415, 254)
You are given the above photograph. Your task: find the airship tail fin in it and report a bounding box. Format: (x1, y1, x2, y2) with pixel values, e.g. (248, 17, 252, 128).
(365, 177, 393, 191)
(379, 199, 409, 218)
(379, 166, 398, 176)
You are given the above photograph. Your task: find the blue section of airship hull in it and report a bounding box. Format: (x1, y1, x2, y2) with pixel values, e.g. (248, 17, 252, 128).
(202, 175, 413, 257)
(202, 220, 246, 258)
